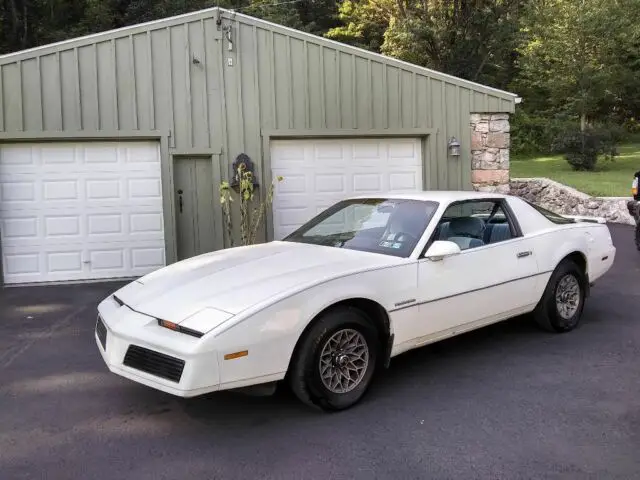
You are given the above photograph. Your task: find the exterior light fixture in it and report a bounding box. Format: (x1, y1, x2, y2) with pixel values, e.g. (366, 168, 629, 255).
(448, 137, 461, 157)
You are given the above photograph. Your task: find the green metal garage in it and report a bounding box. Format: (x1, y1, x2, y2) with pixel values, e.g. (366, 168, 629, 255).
(0, 7, 519, 285)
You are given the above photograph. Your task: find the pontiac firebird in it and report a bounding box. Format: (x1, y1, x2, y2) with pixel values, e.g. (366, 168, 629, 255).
(95, 191, 616, 411)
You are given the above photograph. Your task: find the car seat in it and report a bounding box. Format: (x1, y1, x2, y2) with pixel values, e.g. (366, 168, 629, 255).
(446, 217, 486, 250)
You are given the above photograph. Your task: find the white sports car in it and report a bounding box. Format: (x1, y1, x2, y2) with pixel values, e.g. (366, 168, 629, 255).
(95, 191, 616, 411)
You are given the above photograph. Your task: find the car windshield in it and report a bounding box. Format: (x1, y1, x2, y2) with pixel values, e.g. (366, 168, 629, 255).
(283, 198, 439, 257)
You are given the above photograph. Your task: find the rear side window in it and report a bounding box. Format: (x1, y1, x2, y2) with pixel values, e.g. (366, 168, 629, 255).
(526, 201, 575, 224)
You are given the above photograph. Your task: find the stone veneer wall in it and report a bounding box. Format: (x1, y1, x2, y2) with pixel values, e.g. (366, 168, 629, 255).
(510, 177, 635, 225)
(470, 113, 510, 193)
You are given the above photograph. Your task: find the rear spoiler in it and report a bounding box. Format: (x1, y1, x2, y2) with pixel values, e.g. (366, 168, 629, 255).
(561, 214, 607, 224)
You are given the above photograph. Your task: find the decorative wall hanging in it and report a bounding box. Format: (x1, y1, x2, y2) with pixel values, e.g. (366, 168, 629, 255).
(231, 153, 259, 188)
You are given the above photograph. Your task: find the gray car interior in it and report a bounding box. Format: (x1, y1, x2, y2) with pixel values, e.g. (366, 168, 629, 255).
(436, 216, 513, 250)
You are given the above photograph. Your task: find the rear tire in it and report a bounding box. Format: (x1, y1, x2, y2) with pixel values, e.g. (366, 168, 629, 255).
(533, 258, 586, 333)
(288, 306, 380, 412)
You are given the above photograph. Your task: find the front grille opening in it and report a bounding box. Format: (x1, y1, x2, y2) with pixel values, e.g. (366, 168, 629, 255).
(96, 316, 107, 350)
(123, 345, 185, 383)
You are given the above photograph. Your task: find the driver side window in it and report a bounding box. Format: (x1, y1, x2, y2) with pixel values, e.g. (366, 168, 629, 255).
(435, 200, 515, 251)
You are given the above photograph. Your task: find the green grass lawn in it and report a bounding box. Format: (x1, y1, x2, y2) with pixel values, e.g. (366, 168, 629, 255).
(511, 142, 640, 197)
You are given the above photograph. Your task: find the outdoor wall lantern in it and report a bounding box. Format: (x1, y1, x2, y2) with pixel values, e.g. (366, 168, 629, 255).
(448, 137, 461, 157)
(231, 153, 260, 188)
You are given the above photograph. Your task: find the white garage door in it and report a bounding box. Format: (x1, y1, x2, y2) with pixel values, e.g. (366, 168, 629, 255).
(0, 141, 166, 284)
(271, 137, 424, 239)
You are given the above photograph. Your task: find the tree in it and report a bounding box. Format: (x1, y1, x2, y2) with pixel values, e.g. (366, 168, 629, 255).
(514, 0, 640, 129)
(326, 0, 527, 90)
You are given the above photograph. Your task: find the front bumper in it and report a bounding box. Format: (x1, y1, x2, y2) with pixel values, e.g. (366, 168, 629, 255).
(95, 295, 221, 398)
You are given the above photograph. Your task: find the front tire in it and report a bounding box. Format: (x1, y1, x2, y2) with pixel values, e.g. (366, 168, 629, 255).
(288, 306, 380, 412)
(533, 258, 586, 333)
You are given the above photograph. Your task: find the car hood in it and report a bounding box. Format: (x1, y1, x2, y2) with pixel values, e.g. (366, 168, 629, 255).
(114, 241, 402, 330)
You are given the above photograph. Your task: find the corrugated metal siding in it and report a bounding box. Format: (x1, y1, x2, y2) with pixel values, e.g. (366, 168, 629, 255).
(0, 10, 515, 133)
(0, 7, 517, 255)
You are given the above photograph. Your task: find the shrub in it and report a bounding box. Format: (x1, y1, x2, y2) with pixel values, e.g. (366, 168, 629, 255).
(219, 164, 283, 247)
(594, 123, 626, 161)
(511, 110, 575, 155)
(622, 117, 640, 135)
(551, 129, 600, 170)
(551, 124, 623, 171)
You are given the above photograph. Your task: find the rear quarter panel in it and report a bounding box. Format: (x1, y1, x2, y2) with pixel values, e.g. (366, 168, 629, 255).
(581, 223, 616, 282)
(507, 196, 615, 286)
(526, 223, 613, 288)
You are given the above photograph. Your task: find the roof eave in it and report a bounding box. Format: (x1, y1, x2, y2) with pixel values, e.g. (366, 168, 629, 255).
(0, 7, 519, 103)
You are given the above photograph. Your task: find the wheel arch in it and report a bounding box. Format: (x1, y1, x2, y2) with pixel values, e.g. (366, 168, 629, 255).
(558, 250, 590, 296)
(286, 297, 393, 376)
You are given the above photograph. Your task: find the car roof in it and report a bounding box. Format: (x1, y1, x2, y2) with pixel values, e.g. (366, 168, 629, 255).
(346, 190, 510, 203)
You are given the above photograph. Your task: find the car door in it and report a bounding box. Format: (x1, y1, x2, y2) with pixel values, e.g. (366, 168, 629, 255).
(411, 198, 540, 343)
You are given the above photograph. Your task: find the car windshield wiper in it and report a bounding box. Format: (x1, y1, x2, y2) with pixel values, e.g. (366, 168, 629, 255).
(287, 233, 355, 248)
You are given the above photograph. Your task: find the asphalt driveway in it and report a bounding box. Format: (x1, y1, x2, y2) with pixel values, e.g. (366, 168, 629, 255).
(2, 224, 640, 480)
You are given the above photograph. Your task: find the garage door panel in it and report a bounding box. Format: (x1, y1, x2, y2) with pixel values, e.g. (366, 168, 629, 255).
(352, 142, 381, 159)
(3, 251, 40, 278)
(271, 172, 307, 194)
(1, 205, 164, 247)
(0, 140, 165, 284)
(271, 137, 424, 240)
(0, 175, 162, 213)
(352, 173, 382, 192)
(0, 177, 37, 203)
(388, 139, 420, 158)
(1, 240, 165, 284)
(2, 246, 86, 283)
(389, 171, 421, 190)
(130, 245, 165, 270)
(314, 174, 346, 194)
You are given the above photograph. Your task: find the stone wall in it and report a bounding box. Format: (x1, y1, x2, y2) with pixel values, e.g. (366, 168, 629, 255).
(510, 177, 635, 225)
(468, 113, 634, 224)
(470, 113, 510, 193)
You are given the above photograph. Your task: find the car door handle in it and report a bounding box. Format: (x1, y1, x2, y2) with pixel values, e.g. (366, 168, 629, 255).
(517, 251, 532, 258)
(177, 189, 183, 213)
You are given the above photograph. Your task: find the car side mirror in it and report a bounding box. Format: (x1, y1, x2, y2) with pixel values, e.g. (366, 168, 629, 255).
(423, 240, 461, 261)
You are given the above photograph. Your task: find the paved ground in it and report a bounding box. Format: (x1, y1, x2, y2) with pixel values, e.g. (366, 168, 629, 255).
(2, 224, 640, 480)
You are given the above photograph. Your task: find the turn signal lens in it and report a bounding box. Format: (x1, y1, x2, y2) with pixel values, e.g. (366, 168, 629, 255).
(157, 319, 203, 338)
(224, 350, 248, 360)
(160, 320, 178, 330)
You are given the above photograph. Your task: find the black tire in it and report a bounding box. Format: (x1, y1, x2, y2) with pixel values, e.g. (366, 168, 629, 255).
(288, 306, 380, 412)
(635, 223, 640, 251)
(533, 258, 586, 333)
